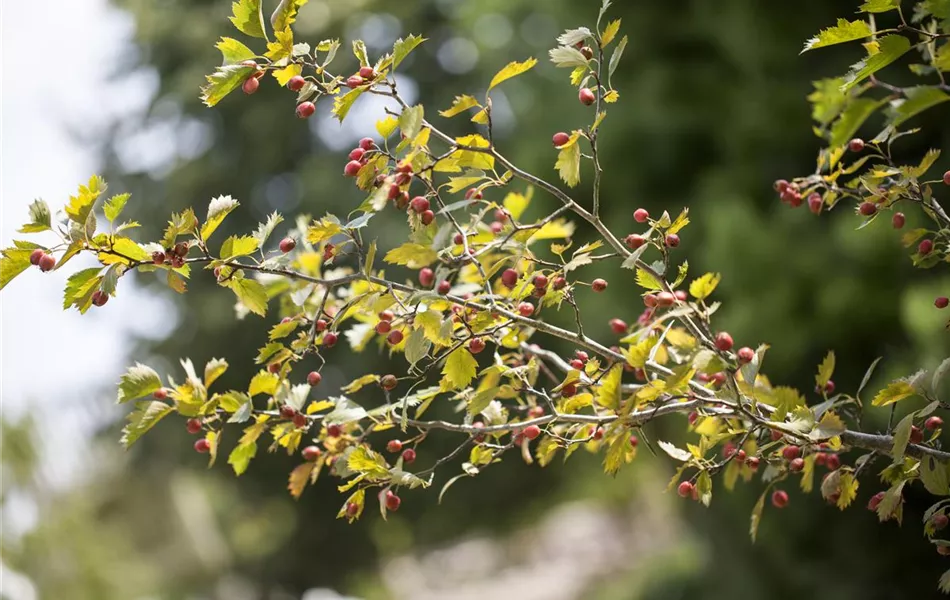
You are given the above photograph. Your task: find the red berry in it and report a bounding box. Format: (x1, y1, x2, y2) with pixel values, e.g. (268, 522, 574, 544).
(344, 160, 362, 177)
(242, 76, 260, 94)
(464, 188, 483, 200)
(346, 75, 364, 88)
(323, 331, 338, 347)
(307, 371, 322, 386)
(533, 274, 548, 289)
(825, 453, 841, 470)
(152, 251, 166, 265)
(920, 239, 935, 255)
(868, 491, 885, 511)
(437, 280, 451, 295)
(688, 411, 699, 426)
(609, 318, 627, 334)
(808, 193, 822, 215)
(625, 234, 646, 249)
(186, 418, 202, 434)
(714, 332, 734, 352)
(936, 296, 950, 309)
(385, 490, 401, 511)
(570, 359, 585, 370)
(592, 427, 605, 441)
(815, 452, 827, 466)
(746, 456, 760, 470)
(359, 137, 376, 150)
(280, 405, 296, 419)
(378, 310, 394, 322)
(279, 237, 296, 253)
(302, 445, 321, 461)
(665, 234, 680, 248)
(523, 424, 542, 440)
(944, 170, 950, 186)
(380, 374, 398, 391)
(387, 439, 403, 453)
(315, 319, 328, 332)
(848, 138, 865, 152)
(401, 448, 417, 463)
(735, 449, 747, 463)
(268, 362, 282, 374)
(293, 413, 308, 428)
(348, 147, 366, 162)
(591, 278, 607, 292)
(552, 132, 570, 147)
(375, 320, 392, 334)
(633, 208, 650, 223)
(934, 514, 949, 530)
(326, 423, 342, 437)
(774, 179, 790, 193)
(771, 429, 783, 442)
(677, 481, 694, 498)
(38, 253, 56, 272)
(771, 489, 789, 508)
(410, 196, 430, 213)
(552, 276, 567, 290)
(387, 329, 404, 345)
(296, 101, 316, 119)
(387, 184, 402, 201)
(859, 202, 877, 216)
(580, 46, 594, 60)
(29, 249, 44, 265)
(824, 380, 836, 394)
(454, 233, 465, 245)
(288, 75, 306, 91)
(781, 188, 802, 206)
(421, 210, 435, 225)
(926, 416, 943, 430)
(91, 290, 109, 307)
(723, 441, 737, 459)
(517, 301, 534, 317)
(910, 425, 924, 444)
(359, 66, 375, 79)
(656, 292, 675, 307)
(575, 350, 589, 362)
(501, 268, 519, 288)
(194, 438, 211, 453)
(782, 445, 800, 461)
(469, 337, 486, 354)
(891, 212, 905, 229)
(629, 435, 639, 448)
(578, 88, 596, 106)
(419, 267, 435, 287)
(561, 383, 577, 398)
(737, 347, 755, 363)
(789, 457, 805, 472)
(643, 294, 658, 308)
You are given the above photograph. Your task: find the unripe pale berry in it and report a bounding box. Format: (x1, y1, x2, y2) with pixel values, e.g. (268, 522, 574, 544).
(194, 438, 211, 453)
(609, 318, 627, 334)
(501, 268, 519, 288)
(528, 406, 545, 418)
(677, 481, 694, 498)
(186, 418, 202, 434)
(643, 294, 658, 307)
(592, 278, 607, 292)
(469, 337, 486, 354)
(344, 160, 362, 177)
(665, 234, 680, 247)
(242, 76, 260, 94)
(858, 202, 877, 216)
(279, 237, 296, 253)
(387, 329, 404, 345)
(714, 332, 734, 352)
(296, 101, 316, 119)
(579, 88, 596, 106)
(288, 75, 306, 91)
(737, 347, 755, 363)
(302, 445, 321, 461)
(401, 448, 417, 463)
(419, 267, 435, 287)
(421, 210, 435, 225)
(774, 179, 790, 193)
(29, 249, 44, 265)
(523, 424, 542, 440)
(570, 359, 585, 370)
(387, 439, 403, 453)
(38, 253, 56, 272)
(552, 132, 570, 147)
(359, 66, 375, 79)
(380, 374, 398, 391)
(771, 489, 789, 508)
(315, 319, 328, 332)
(808, 193, 822, 215)
(848, 138, 865, 152)
(437, 280, 451, 295)
(323, 331, 338, 347)
(926, 416, 943, 430)
(307, 371, 322, 386)
(518, 301, 534, 317)
(919, 239, 934, 255)
(385, 490, 401, 511)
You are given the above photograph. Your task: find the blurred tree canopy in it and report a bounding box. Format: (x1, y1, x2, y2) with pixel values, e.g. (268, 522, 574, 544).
(5, 0, 950, 598)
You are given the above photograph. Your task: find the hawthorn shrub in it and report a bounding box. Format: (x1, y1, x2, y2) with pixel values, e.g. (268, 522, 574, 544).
(5, 0, 950, 591)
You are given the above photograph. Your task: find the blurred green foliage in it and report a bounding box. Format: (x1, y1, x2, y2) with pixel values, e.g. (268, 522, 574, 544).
(5, 0, 950, 598)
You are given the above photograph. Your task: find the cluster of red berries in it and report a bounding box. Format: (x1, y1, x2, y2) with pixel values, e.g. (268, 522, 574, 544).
(343, 137, 377, 178)
(152, 242, 189, 269)
(28, 248, 56, 272)
(346, 66, 377, 89)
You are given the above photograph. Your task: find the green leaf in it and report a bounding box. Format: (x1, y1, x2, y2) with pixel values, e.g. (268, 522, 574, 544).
(19, 199, 51, 233)
(384, 242, 437, 268)
(802, 19, 872, 52)
(903, 148, 941, 179)
(816, 351, 835, 389)
(102, 193, 130, 224)
(270, 0, 308, 31)
(404, 328, 430, 367)
(555, 132, 581, 188)
(227, 276, 268, 316)
(892, 413, 915, 463)
(689, 272, 721, 300)
(808, 77, 849, 126)
(837, 471, 859, 509)
(635, 268, 663, 291)
(871, 379, 917, 406)
(398, 105, 424, 140)
(921, 456, 950, 496)
(230, 0, 266, 39)
(306, 216, 342, 245)
(608, 35, 628, 78)
(201, 195, 240, 241)
(332, 88, 365, 122)
(220, 235, 260, 259)
(201, 64, 257, 107)
(348, 446, 390, 479)
(392, 34, 425, 70)
(120, 401, 173, 449)
(841, 35, 912, 92)
(161, 209, 198, 249)
(886, 86, 950, 127)
(249, 371, 279, 396)
(228, 441, 258, 475)
(439, 95, 480, 118)
(467, 386, 499, 416)
(603, 433, 634, 476)
(596, 364, 623, 410)
(829, 97, 887, 148)
(0, 245, 36, 291)
(548, 46, 589, 68)
(63, 267, 103, 312)
(442, 348, 477, 390)
(352, 40, 369, 65)
(216, 37, 256, 65)
(65, 175, 106, 225)
(488, 58, 537, 91)
(859, 0, 901, 12)
(749, 489, 768, 542)
(117, 363, 162, 404)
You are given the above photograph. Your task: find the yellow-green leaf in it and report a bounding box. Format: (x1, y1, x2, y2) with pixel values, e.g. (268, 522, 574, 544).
(306, 217, 343, 244)
(871, 380, 917, 406)
(816, 350, 835, 389)
(554, 132, 581, 187)
(384, 242, 437, 268)
(596, 364, 622, 409)
(488, 58, 537, 91)
(230, 0, 265, 38)
(601, 19, 621, 45)
(228, 277, 268, 316)
(439, 95, 480, 118)
(689, 272, 721, 300)
(442, 347, 477, 390)
(802, 19, 872, 52)
(220, 235, 260, 259)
